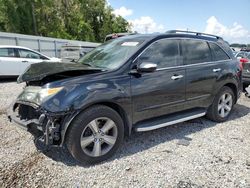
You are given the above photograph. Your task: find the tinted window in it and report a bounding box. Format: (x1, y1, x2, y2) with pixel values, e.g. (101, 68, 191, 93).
(209, 43, 230, 61)
(18, 49, 41, 59)
(0, 48, 15, 57)
(138, 39, 180, 68)
(181, 39, 211, 65)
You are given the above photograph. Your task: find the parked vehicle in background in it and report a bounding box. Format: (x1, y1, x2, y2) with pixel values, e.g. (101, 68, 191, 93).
(234, 51, 248, 59)
(104, 33, 136, 42)
(247, 52, 250, 59)
(60, 43, 100, 63)
(239, 52, 250, 89)
(0, 46, 61, 76)
(240, 47, 250, 52)
(8, 30, 242, 164)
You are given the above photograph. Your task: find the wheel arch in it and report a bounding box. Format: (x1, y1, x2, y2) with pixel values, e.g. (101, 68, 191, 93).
(223, 82, 238, 103)
(61, 101, 132, 146)
(95, 101, 131, 136)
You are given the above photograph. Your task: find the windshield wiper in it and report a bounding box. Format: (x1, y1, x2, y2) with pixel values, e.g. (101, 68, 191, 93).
(81, 62, 108, 70)
(81, 62, 92, 67)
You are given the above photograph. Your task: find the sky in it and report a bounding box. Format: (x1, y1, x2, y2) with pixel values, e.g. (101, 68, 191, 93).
(109, 0, 250, 44)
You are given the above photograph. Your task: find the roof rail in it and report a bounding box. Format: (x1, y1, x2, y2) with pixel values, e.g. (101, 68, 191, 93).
(166, 30, 223, 40)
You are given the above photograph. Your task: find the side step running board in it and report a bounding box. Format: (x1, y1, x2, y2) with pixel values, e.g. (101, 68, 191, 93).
(135, 110, 206, 132)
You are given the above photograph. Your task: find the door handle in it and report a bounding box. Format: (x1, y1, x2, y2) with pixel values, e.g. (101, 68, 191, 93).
(213, 68, 221, 72)
(171, 75, 183, 80)
(22, 61, 28, 63)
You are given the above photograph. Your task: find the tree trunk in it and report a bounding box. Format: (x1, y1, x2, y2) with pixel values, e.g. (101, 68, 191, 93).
(31, 2, 37, 35)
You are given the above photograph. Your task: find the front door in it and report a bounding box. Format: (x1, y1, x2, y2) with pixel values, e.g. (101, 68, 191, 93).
(131, 38, 186, 124)
(17, 48, 44, 74)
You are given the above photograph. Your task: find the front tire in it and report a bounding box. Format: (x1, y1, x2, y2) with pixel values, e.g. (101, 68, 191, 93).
(206, 86, 235, 122)
(66, 105, 124, 164)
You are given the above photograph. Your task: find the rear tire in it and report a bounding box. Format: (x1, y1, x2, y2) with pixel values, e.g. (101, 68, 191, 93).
(206, 86, 235, 122)
(66, 105, 124, 164)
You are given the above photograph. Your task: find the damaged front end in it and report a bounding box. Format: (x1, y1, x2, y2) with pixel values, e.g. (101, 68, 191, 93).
(7, 85, 77, 146)
(8, 62, 106, 146)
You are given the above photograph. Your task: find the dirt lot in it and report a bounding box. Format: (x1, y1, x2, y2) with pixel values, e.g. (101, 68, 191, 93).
(0, 80, 250, 188)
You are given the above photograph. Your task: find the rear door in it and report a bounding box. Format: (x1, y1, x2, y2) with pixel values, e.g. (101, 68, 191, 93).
(181, 39, 230, 108)
(0, 48, 21, 75)
(131, 38, 186, 123)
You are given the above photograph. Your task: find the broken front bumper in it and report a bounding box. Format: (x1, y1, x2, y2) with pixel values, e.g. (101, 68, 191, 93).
(7, 101, 66, 146)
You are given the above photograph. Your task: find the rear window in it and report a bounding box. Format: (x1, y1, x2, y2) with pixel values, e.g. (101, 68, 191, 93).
(209, 43, 230, 61)
(0, 48, 15, 57)
(181, 39, 211, 65)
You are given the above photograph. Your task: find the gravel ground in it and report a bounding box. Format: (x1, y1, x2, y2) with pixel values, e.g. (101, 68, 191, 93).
(0, 80, 250, 188)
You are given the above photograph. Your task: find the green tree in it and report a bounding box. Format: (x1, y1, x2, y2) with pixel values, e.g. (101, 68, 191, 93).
(0, 0, 37, 34)
(0, 0, 130, 42)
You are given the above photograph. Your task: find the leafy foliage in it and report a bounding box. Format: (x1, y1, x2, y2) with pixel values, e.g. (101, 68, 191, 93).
(0, 0, 131, 42)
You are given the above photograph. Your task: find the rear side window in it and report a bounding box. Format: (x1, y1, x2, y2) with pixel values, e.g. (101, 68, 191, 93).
(209, 43, 230, 61)
(0, 48, 15, 57)
(181, 39, 211, 65)
(138, 39, 180, 68)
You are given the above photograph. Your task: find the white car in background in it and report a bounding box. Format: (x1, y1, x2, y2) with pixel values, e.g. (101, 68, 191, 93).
(0, 46, 61, 76)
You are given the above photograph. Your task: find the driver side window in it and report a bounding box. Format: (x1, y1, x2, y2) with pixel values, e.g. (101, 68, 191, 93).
(18, 49, 41, 59)
(138, 39, 180, 69)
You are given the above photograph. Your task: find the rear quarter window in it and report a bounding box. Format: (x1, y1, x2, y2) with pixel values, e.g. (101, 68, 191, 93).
(209, 43, 230, 61)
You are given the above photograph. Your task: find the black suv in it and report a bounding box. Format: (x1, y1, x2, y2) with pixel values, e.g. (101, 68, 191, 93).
(8, 30, 242, 164)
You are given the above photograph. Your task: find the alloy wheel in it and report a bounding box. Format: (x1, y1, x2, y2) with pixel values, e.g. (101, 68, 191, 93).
(218, 92, 233, 118)
(80, 117, 118, 157)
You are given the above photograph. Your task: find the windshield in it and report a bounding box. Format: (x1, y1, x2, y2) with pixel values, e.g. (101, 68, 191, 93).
(78, 36, 145, 70)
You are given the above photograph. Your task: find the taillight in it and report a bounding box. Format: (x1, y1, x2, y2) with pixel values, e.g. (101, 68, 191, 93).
(240, 58, 249, 63)
(239, 58, 249, 70)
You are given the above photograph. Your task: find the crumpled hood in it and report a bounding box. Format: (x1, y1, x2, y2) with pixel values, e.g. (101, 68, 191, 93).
(17, 62, 103, 83)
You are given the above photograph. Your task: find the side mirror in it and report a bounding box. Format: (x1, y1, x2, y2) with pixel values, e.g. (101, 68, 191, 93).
(137, 62, 157, 73)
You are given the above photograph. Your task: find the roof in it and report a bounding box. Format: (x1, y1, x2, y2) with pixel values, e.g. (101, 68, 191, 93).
(118, 31, 232, 58)
(0, 45, 50, 58)
(118, 30, 225, 43)
(0, 45, 34, 50)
